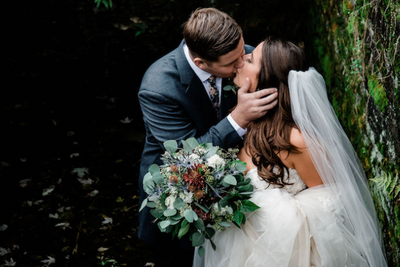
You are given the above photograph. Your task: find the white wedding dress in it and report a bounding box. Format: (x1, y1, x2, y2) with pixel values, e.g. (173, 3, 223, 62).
(197, 167, 371, 267)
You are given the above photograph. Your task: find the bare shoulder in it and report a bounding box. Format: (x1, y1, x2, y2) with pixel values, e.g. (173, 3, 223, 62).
(290, 128, 306, 150)
(289, 127, 324, 187)
(237, 147, 256, 174)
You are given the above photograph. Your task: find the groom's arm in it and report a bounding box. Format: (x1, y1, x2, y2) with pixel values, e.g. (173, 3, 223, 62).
(138, 87, 242, 150)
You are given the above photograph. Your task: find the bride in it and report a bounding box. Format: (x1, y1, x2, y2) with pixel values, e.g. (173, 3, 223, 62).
(195, 37, 387, 266)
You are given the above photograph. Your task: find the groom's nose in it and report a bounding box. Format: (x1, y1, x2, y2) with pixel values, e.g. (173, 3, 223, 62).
(235, 56, 244, 69)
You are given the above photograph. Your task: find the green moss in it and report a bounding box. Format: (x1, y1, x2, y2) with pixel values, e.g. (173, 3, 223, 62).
(310, 0, 400, 264)
(368, 75, 388, 113)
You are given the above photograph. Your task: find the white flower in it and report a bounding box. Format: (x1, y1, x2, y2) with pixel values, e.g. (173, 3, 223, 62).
(55, 222, 71, 230)
(0, 247, 10, 256)
(19, 179, 31, 187)
(88, 190, 99, 197)
(0, 224, 8, 231)
(212, 203, 232, 216)
(49, 213, 59, 219)
(207, 155, 225, 169)
(102, 217, 113, 225)
(179, 191, 193, 204)
(120, 117, 133, 124)
(42, 186, 55, 196)
(164, 195, 176, 209)
(5, 258, 16, 266)
(169, 187, 178, 196)
(71, 167, 89, 178)
(41, 256, 56, 265)
(77, 178, 94, 185)
(189, 154, 201, 163)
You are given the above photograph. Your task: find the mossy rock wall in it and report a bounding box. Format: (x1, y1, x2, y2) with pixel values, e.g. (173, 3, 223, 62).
(309, 0, 400, 265)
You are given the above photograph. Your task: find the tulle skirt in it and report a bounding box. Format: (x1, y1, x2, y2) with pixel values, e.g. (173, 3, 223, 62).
(194, 185, 371, 267)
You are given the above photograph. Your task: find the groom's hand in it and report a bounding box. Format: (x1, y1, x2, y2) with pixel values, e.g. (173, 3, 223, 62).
(231, 78, 278, 129)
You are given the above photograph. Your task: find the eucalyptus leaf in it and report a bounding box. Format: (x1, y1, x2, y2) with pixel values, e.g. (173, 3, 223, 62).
(178, 222, 190, 238)
(182, 140, 192, 154)
(220, 221, 231, 227)
(210, 239, 217, 250)
(232, 161, 247, 172)
(164, 140, 178, 154)
(186, 137, 199, 149)
(148, 164, 160, 175)
(160, 220, 171, 229)
(223, 174, 237, 186)
(146, 202, 157, 208)
(223, 84, 233, 91)
(219, 196, 229, 207)
(194, 202, 209, 213)
(191, 232, 205, 247)
(234, 210, 244, 226)
(139, 198, 148, 212)
(194, 218, 205, 231)
(150, 209, 164, 219)
(171, 213, 183, 221)
(158, 221, 167, 232)
(173, 198, 185, 210)
(198, 246, 205, 257)
(143, 172, 155, 194)
(205, 227, 216, 239)
(205, 146, 218, 158)
(241, 200, 260, 212)
(237, 184, 252, 192)
(184, 209, 198, 223)
(169, 219, 181, 225)
(152, 172, 163, 185)
(163, 209, 177, 217)
(204, 143, 213, 149)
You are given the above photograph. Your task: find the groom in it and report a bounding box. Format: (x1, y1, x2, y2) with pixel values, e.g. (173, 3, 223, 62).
(138, 7, 278, 266)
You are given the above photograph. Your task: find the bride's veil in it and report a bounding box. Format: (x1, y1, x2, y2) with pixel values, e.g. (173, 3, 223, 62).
(288, 67, 387, 266)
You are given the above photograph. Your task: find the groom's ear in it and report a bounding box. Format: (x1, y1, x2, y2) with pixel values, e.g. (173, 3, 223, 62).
(193, 57, 207, 71)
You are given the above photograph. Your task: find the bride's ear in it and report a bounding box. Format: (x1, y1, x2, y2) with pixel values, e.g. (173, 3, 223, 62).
(193, 58, 207, 71)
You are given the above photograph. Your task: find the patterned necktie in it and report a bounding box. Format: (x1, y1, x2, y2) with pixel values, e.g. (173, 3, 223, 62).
(207, 75, 220, 118)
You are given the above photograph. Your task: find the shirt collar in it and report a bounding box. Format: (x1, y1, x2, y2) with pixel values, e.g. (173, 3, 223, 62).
(183, 43, 213, 83)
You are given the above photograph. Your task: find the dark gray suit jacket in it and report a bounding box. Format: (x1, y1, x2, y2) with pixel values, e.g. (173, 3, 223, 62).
(138, 40, 254, 244)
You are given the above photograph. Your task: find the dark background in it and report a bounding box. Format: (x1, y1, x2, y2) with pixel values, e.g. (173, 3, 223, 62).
(1, 0, 313, 266)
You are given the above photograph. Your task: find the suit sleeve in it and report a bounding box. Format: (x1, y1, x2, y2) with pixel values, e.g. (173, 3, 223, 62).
(138, 88, 242, 150)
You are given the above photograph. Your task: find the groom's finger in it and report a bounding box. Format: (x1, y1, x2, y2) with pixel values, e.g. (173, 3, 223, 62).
(258, 91, 278, 105)
(253, 88, 278, 99)
(260, 98, 278, 112)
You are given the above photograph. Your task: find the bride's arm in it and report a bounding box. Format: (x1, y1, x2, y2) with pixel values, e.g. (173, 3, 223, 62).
(280, 128, 323, 188)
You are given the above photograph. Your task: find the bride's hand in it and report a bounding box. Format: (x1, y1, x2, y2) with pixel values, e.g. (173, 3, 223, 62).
(231, 78, 278, 128)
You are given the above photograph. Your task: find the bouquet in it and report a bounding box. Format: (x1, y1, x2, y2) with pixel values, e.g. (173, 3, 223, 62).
(139, 137, 259, 256)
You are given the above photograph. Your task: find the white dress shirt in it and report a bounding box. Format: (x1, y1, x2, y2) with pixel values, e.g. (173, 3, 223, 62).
(183, 44, 246, 138)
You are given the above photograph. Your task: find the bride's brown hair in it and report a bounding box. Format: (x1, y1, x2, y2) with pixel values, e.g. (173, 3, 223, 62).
(244, 37, 308, 187)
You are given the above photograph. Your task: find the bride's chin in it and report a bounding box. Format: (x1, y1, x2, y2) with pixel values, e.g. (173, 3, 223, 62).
(233, 77, 240, 87)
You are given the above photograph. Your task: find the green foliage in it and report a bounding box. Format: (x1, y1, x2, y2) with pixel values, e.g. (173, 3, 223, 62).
(310, 0, 400, 264)
(95, 0, 113, 9)
(370, 171, 400, 199)
(368, 75, 388, 113)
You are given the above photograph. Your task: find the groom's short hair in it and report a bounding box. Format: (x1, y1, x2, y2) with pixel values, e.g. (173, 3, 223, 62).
(183, 8, 243, 62)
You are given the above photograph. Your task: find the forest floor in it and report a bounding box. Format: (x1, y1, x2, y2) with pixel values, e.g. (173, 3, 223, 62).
(0, 92, 152, 267)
